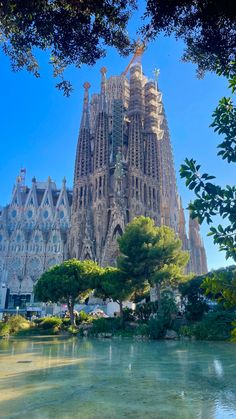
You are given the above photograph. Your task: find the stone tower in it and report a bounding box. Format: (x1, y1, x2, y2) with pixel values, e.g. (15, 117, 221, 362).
(70, 62, 207, 274)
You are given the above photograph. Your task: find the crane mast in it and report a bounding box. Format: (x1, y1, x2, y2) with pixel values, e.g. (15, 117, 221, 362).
(121, 40, 146, 76)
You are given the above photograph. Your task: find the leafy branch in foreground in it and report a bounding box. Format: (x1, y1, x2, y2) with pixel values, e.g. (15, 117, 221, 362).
(143, 0, 236, 77)
(180, 61, 236, 260)
(180, 158, 236, 260)
(0, 0, 135, 95)
(202, 267, 236, 308)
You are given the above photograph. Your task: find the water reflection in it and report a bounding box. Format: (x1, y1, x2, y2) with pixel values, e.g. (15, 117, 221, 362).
(0, 338, 235, 418)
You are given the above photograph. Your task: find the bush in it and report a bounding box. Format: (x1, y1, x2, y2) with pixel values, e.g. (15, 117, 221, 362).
(0, 322, 10, 337)
(193, 310, 235, 341)
(90, 318, 121, 335)
(160, 291, 178, 327)
(8, 315, 30, 333)
(62, 318, 71, 327)
(33, 318, 44, 325)
(38, 317, 62, 330)
(76, 311, 93, 325)
(68, 325, 79, 335)
(134, 323, 150, 337)
(179, 276, 209, 321)
(231, 321, 236, 342)
(179, 325, 193, 337)
(123, 308, 136, 322)
(147, 316, 165, 340)
(135, 302, 159, 322)
(0, 315, 30, 337)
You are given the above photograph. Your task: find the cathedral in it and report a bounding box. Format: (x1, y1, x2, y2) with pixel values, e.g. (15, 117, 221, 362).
(0, 61, 207, 309)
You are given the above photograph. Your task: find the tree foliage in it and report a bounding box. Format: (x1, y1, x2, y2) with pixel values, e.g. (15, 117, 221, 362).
(180, 62, 236, 260)
(179, 276, 209, 321)
(0, 0, 135, 95)
(202, 266, 236, 308)
(118, 217, 189, 304)
(95, 266, 144, 319)
(34, 259, 100, 325)
(1, 1, 235, 93)
(143, 0, 236, 76)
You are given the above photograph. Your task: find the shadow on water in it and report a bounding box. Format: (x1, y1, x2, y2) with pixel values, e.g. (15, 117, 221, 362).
(0, 338, 236, 419)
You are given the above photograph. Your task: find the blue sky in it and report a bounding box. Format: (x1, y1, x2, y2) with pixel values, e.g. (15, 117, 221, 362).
(0, 7, 234, 271)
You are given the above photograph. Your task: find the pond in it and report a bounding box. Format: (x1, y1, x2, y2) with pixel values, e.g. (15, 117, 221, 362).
(0, 337, 235, 418)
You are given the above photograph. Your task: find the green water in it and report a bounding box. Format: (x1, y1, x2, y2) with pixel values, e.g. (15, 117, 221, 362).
(0, 337, 235, 419)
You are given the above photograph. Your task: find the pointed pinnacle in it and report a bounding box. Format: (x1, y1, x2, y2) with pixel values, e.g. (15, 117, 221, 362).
(83, 82, 91, 90)
(100, 67, 107, 75)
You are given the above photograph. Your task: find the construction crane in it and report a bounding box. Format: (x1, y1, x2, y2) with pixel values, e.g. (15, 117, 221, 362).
(121, 39, 146, 76)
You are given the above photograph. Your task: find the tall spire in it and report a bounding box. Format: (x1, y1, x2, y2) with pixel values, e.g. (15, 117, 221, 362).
(144, 80, 159, 180)
(74, 82, 92, 181)
(100, 66, 107, 111)
(93, 67, 109, 170)
(189, 215, 208, 274)
(81, 82, 91, 128)
(178, 197, 188, 250)
(128, 64, 144, 170)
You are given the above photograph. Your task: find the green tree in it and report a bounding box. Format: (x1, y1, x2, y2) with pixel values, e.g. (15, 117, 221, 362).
(118, 217, 189, 311)
(180, 62, 236, 261)
(202, 266, 236, 309)
(0, 0, 135, 95)
(179, 276, 209, 321)
(94, 266, 146, 322)
(34, 259, 101, 325)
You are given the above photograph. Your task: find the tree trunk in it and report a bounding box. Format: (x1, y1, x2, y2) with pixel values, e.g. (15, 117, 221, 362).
(119, 301, 124, 327)
(156, 283, 162, 313)
(67, 299, 75, 326)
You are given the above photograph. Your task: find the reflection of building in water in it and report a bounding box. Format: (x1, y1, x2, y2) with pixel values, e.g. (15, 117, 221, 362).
(0, 61, 207, 308)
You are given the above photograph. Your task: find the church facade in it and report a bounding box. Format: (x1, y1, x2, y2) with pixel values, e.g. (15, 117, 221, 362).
(0, 62, 207, 308)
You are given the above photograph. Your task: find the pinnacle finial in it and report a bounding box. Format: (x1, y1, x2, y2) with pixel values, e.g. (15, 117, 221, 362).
(62, 176, 66, 185)
(83, 82, 91, 90)
(32, 176, 36, 183)
(47, 176, 51, 183)
(100, 67, 107, 75)
(153, 68, 160, 80)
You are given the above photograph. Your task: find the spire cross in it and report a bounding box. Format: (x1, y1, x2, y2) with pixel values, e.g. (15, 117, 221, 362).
(153, 68, 160, 81)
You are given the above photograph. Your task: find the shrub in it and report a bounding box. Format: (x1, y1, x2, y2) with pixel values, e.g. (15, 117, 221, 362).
(68, 325, 79, 335)
(123, 308, 136, 322)
(135, 323, 150, 337)
(76, 311, 93, 325)
(179, 325, 193, 337)
(147, 316, 165, 339)
(8, 315, 30, 333)
(179, 276, 209, 321)
(39, 317, 62, 330)
(62, 318, 71, 327)
(135, 302, 159, 322)
(33, 318, 43, 325)
(0, 322, 10, 337)
(90, 318, 121, 335)
(0, 315, 30, 337)
(231, 321, 236, 342)
(160, 291, 178, 327)
(193, 310, 235, 341)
